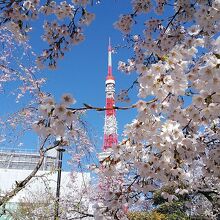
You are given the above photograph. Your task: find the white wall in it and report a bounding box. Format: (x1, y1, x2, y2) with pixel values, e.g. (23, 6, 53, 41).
(0, 169, 90, 203)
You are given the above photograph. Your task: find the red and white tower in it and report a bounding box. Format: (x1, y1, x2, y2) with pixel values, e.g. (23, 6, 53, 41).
(103, 38, 118, 151)
(98, 39, 118, 196)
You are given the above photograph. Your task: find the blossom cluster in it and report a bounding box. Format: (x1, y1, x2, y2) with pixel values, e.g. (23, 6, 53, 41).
(37, 20, 85, 68)
(114, 15, 133, 34)
(100, 1, 220, 219)
(40, 1, 74, 19)
(0, 0, 95, 69)
(33, 94, 76, 138)
(132, 0, 152, 14)
(116, 90, 130, 103)
(118, 59, 136, 73)
(115, 0, 220, 58)
(79, 11, 96, 26)
(0, 27, 45, 101)
(32, 93, 93, 156)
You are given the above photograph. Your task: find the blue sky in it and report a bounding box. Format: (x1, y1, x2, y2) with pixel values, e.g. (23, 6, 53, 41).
(0, 1, 198, 170)
(0, 1, 192, 170)
(42, 1, 139, 168)
(0, 1, 140, 169)
(39, 2, 139, 149)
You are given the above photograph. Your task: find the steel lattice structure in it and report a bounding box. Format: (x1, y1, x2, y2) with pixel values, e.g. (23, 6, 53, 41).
(103, 38, 118, 150)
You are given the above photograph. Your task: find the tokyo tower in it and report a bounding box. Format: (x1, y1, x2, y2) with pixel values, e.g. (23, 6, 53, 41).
(98, 39, 118, 193)
(103, 38, 118, 151)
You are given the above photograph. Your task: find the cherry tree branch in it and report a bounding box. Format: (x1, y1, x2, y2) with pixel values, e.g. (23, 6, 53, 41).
(68, 98, 158, 112)
(67, 210, 94, 219)
(163, 7, 182, 34)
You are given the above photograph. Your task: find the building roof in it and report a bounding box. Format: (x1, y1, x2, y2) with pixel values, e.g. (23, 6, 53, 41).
(0, 149, 57, 171)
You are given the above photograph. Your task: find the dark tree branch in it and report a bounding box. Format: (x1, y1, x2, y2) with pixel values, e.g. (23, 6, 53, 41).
(0, 135, 61, 207)
(67, 98, 157, 112)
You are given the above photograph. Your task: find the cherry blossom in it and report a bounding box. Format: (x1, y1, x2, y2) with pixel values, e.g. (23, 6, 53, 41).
(96, 1, 220, 219)
(0, 0, 97, 69)
(0, 0, 220, 219)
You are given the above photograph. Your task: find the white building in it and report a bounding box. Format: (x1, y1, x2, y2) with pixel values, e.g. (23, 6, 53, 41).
(0, 149, 91, 220)
(0, 148, 57, 171)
